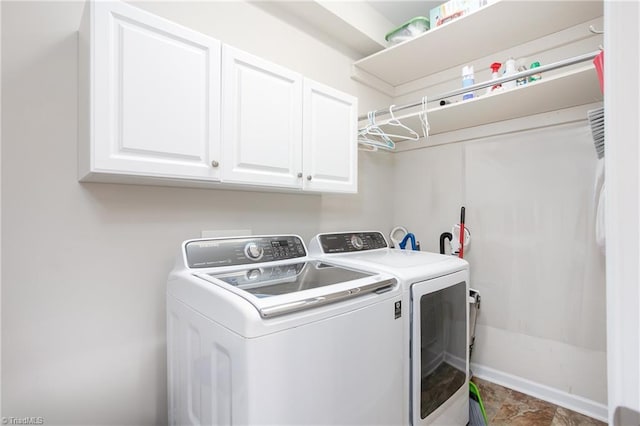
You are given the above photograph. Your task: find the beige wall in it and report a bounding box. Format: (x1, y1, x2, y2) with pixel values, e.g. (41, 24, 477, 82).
(1, 2, 393, 424)
(392, 120, 607, 405)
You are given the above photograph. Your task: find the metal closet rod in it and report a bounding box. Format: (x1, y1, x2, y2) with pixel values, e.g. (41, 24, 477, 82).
(359, 50, 600, 122)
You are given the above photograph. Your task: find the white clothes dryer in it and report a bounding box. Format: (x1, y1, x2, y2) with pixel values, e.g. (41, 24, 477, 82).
(167, 234, 405, 426)
(309, 231, 470, 426)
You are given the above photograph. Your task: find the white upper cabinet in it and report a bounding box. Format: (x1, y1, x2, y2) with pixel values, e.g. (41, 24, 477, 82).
(78, 1, 358, 193)
(221, 46, 303, 188)
(221, 47, 357, 193)
(303, 79, 358, 193)
(79, 1, 221, 182)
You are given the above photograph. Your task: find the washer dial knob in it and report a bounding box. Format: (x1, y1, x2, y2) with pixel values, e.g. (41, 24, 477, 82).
(350, 235, 364, 250)
(246, 269, 261, 280)
(244, 242, 264, 260)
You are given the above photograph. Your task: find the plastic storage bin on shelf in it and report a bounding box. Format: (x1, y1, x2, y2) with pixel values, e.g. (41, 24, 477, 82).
(385, 17, 430, 46)
(430, 0, 487, 28)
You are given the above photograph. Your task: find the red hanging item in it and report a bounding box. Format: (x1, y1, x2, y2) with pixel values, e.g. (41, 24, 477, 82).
(593, 50, 604, 95)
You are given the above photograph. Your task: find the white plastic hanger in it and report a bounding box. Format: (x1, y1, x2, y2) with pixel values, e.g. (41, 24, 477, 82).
(419, 96, 430, 140)
(358, 111, 396, 151)
(383, 105, 420, 141)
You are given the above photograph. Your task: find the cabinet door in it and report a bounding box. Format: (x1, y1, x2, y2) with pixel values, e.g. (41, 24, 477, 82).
(83, 1, 221, 181)
(221, 46, 303, 188)
(302, 79, 358, 193)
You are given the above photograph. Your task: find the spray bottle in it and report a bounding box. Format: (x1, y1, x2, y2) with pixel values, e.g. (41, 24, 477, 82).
(503, 57, 517, 90)
(529, 61, 542, 82)
(486, 62, 502, 94)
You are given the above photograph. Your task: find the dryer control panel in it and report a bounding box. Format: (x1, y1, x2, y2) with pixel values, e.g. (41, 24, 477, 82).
(317, 232, 388, 253)
(184, 235, 306, 268)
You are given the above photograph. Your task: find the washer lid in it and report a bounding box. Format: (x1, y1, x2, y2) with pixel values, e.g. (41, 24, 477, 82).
(206, 261, 371, 297)
(340, 249, 453, 267)
(195, 261, 397, 318)
(316, 249, 468, 282)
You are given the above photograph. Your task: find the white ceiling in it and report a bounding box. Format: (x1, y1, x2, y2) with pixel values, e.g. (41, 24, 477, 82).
(366, 1, 442, 26)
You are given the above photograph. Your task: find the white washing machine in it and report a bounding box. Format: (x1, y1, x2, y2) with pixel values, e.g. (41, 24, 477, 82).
(309, 231, 470, 426)
(166, 235, 406, 426)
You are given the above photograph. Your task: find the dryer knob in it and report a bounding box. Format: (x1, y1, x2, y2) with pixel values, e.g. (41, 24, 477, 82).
(244, 242, 264, 260)
(350, 235, 364, 250)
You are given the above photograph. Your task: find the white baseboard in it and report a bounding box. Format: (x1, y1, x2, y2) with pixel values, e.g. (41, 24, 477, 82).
(470, 362, 608, 422)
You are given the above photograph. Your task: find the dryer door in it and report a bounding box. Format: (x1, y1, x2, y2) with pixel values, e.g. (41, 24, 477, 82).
(411, 270, 469, 425)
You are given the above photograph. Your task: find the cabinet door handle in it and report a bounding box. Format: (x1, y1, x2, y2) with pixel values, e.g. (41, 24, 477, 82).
(211, 160, 219, 168)
(306, 175, 312, 181)
(297, 172, 303, 178)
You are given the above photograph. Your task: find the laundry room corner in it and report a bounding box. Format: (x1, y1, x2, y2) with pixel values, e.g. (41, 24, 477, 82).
(391, 117, 608, 418)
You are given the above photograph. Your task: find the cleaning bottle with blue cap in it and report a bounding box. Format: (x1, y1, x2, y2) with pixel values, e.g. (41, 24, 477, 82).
(462, 65, 475, 100)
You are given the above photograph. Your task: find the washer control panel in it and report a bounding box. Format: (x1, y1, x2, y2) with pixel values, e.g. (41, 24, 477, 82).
(318, 232, 388, 253)
(185, 235, 306, 268)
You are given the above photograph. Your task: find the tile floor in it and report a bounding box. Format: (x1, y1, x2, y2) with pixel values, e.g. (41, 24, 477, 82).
(472, 377, 607, 426)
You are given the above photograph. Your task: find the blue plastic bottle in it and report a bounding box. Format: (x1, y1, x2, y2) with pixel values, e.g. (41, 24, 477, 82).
(462, 65, 474, 100)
